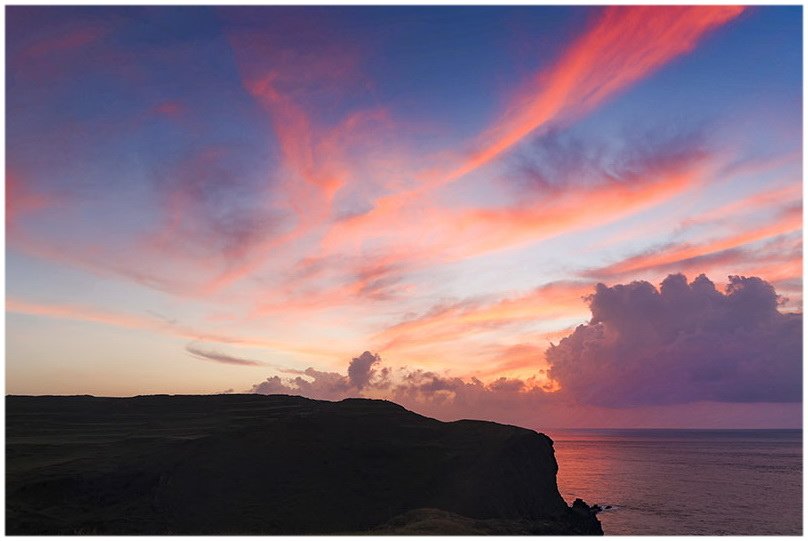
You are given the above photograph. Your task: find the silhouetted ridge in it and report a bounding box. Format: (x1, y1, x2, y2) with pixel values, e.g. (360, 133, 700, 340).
(6, 394, 602, 535)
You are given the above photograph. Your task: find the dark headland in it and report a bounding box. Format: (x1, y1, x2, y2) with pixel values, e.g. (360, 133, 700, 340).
(6, 394, 602, 535)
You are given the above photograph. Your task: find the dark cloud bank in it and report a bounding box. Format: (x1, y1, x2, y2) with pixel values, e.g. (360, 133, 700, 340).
(249, 274, 801, 425)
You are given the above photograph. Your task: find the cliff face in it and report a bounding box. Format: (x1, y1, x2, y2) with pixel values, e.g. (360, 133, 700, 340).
(6, 394, 602, 535)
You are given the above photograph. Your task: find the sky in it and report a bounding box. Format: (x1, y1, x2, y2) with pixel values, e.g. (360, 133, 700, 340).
(5, 5, 803, 428)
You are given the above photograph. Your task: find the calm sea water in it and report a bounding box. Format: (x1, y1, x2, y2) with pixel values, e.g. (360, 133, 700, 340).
(546, 429, 802, 535)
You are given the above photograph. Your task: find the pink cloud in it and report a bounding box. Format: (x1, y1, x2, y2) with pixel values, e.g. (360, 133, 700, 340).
(589, 205, 801, 279)
(7, 297, 342, 359)
(323, 6, 745, 246)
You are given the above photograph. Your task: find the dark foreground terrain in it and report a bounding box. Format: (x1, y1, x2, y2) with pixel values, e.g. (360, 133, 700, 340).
(7, 394, 602, 535)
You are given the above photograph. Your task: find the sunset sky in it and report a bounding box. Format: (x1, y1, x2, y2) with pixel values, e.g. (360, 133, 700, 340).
(6, 6, 803, 428)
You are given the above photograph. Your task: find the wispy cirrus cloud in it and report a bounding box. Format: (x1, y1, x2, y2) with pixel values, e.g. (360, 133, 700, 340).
(7, 6, 749, 306)
(439, 5, 745, 186)
(323, 140, 715, 277)
(587, 204, 801, 280)
(324, 5, 745, 246)
(372, 281, 592, 355)
(7, 298, 342, 359)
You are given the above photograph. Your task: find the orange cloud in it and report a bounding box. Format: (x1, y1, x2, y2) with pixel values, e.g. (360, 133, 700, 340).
(9, 219, 211, 297)
(444, 166, 704, 260)
(192, 21, 403, 294)
(38, 6, 738, 302)
(441, 6, 746, 187)
(250, 250, 415, 319)
(588, 147, 801, 251)
(683, 182, 802, 228)
(198, 68, 398, 294)
(331, 154, 711, 274)
(373, 281, 593, 354)
(326, 6, 745, 244)
(593, 205, 802, 278)
(308, 155, 713, 327)
(248, 75, 346, 211)
(7, 298, 341, 359)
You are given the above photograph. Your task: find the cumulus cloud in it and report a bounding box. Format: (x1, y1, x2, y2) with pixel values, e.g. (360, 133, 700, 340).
(250, 352, 390, 400)
(250, 367, 353, 400)
(347, 351, 381, 388)
(247, 274, 801, 427)
(546, 274, 802, 406)
(249, 351, 553, 418)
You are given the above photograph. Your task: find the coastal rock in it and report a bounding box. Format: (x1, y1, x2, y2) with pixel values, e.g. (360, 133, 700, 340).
(7, 394, 603, 535)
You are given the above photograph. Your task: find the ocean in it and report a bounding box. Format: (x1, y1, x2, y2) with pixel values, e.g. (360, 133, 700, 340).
(546, 429, 802, 535)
